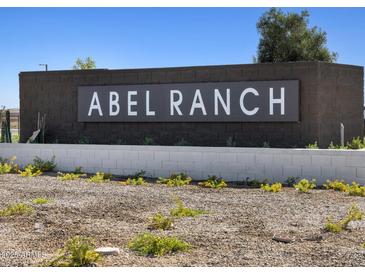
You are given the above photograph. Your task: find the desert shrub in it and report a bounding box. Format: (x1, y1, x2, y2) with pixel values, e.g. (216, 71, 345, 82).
(157, 173, 192, 187)
(128, 233, 190, 257)
(306, 141, 318, 149)
(170, 197, 206, 218)
(347, 182, 365, 197)
(0, 203, 34, 217)
(31, 198, 50, 205)
(148, 212, 174, 230)
(241, 177, 268, 188)
(198, 175, 227, 189)
(260, 182, 282, 192)
(284, 176, 299, 187)
(293, 179, 316, 193)
(120, 177, 147, 186)
(58, 172, 86, 181)
(129, 170, 146, 179)
(32, 156, 56, 172)
(47, 236, 101, 267)
(88, 172, 112, 183)
(19, 164, 42, 177)
(325, 203, 363, 233)
(324, 179, 349, 192)
(0, 156, 19, 174)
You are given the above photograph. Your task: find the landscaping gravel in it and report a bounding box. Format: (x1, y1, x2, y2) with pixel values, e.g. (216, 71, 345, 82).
(1, 173, 365, 266)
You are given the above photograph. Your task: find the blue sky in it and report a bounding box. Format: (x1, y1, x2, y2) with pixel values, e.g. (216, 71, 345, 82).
(1, 7, 365, 108)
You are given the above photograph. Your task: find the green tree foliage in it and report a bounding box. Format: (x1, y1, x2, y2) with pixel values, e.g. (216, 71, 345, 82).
(72, 57, 96, 70)
(254, 8, 338, 63)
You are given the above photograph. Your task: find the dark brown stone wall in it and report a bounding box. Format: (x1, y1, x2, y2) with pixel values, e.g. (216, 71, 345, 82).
(19, 62, 364, 148)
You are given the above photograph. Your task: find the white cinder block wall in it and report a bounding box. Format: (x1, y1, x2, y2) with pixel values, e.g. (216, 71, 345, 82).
(1, 143, 365, 184)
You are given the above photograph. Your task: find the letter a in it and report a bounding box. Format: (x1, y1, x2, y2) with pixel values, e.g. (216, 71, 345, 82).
(88, 92, 103, 116)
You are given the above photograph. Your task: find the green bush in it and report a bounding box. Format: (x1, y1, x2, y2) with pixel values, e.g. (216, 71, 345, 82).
(325, 203, 363, 233)
(120, 177, 147, 186)
(143, 137, 155, 145)
(58, 172, 86, 181)
(260, 182, 282, 192)
(324, 179, 349, 192)
(242, 177, 268, 188)
(88, 172, 112, 183)
(31, 198, 50, 205)
(47, 236, 101, 267)
(306, 141, 318, 149)
(157, 173, 192, 187)
(347, 182, 365, 197)
(293, 179, 316, 193)
(0, 156, 19, 174)
(170, 197, 206, 218)
(284, 176, 299, 187)
(32, 156, 56, 172)
(74, 166, 83, 174)
(148, 212, 174, 230)
(128, 233, 191, 257)
(328, 142, 347, 149)
(0, 203, 34, 217)
(346, 137, 365, 149)
(19, 164, 42, 177)
(198, 175, 227, 189)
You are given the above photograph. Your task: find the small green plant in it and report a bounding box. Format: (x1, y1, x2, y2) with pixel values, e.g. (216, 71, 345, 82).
(128, 233, 191, 257)
(157, 173, 192, 187)
(32, 156, 56, 172)
(174, 138, 191, 146)
(0, 203, 34, 217)
(0, 156, 19, 174)
(148, 212, 174, 230)
(57, 172, 86, 181)
(47, 236, 101, 267)
(260, 182, 282, 192)
(241, 177, 268, 188)
(324, 179, 349, 192)
(32, 198, 50, 205)
(346, 136, 365, 149)
(262, 141, 270, 148)
(293, 178, 316, 193)
(74, 166, 83, 174)
(143, 137, 155, 145)
(306, 141, 318, 149)
(198, 175, 227, 189)
(170, 197, 206, 218)
(347, 182, 365, 197)
(120, 177, 147, 186)
(284, 176, 299, 187)
(19, 164, 42, 177)
(324, 203, 363, 233)
(129, 170, 146, 179)
(328, 141, 347, 149)
(88, 172, 112, 183)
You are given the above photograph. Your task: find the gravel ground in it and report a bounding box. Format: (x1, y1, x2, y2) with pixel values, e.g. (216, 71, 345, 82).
(1, 173, 365, 267)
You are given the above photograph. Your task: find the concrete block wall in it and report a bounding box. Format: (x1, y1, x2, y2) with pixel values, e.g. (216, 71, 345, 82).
(1, 143, 365, 184)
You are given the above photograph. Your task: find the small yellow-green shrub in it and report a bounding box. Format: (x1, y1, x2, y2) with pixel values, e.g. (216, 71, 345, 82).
(88, 172, 112, 183)
(157, 173, 192, 187)
(324, 179, 349, 192)
(0, 203, 34, 217)
(32, 156, 57, 172)
(325, 203, 363, 233)
(293, 179, 316, 193)
(198, 175, 227, 189)
(47, 236, 101, 267)
(306, 141, 318, 149)
(148, 212, 174, 230)
(57, 172, 86, 181)
(31, 198, 50, 205)
(170, 197, 206, 218)
(19, 164, 42, 177)
(128, 233, 191, 257)
(347, 182, 365, 197)
(260, 182, 282, 192)
(120, 177, 147, 186)
(0, 156, 19, 174)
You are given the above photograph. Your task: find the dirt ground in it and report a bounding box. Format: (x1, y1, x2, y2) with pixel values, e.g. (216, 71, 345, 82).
(1, 173, 365, 267)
